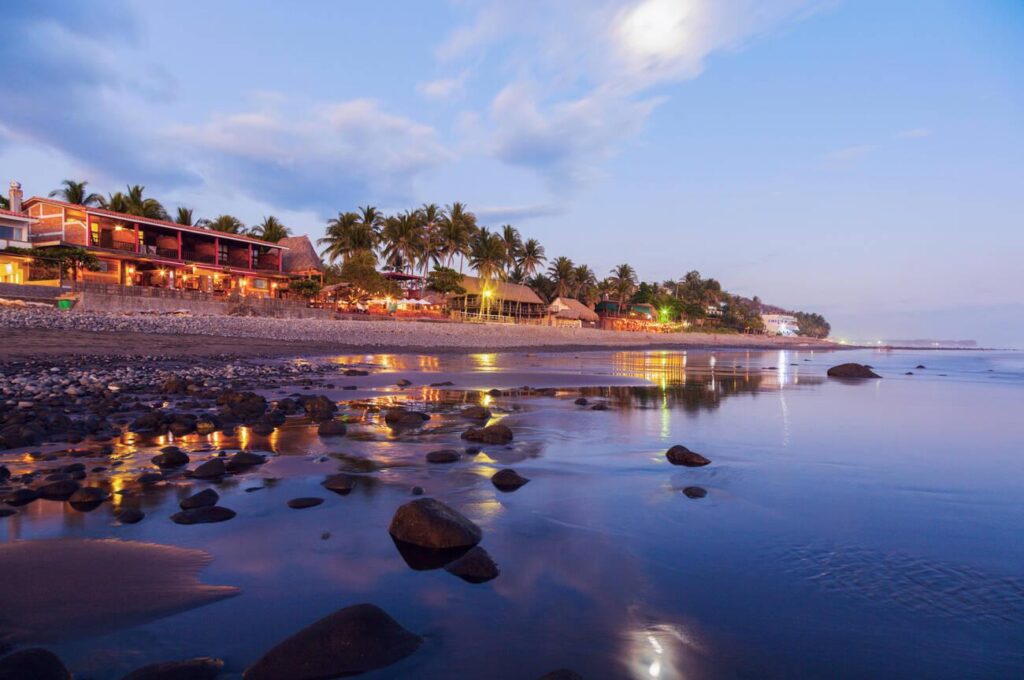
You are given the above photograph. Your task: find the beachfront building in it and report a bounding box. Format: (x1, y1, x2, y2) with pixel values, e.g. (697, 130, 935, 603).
(20, 195, 292, 297)
(549, 297, 599, 327)
(448, 276, 547, 321)
(0, 184, 34, 284)
(278, 235, 324, 283)
(761, 313, 799, 336)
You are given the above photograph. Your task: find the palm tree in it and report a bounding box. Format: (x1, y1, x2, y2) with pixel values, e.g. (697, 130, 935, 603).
(380, 211, 424, 273)
(416, 203, 444, 276)
(441, 202, 477, 271)
(251, 216, 290, 243)
(548, 256, 575, 298)
(468, 227, 507, 315)
(318, 211, 378, 263)
(99, 192, 131, 214)
(175, 207, 196, 226)
(205, 214, 246, 234)
(573, 264, 598, 304)
(49, 180, 101, 206)
(0, 195, 9, 210)
(519, 238, 546, 278)
(499, 225, 522, 275)
(123, 185, 168, 220)
(609, 263, 638, 310)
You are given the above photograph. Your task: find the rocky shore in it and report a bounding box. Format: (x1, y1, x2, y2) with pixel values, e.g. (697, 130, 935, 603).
(0, 307, 837, 359)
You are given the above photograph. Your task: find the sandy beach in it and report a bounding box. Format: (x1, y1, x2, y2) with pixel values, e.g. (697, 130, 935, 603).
(0, 308, 838, 359)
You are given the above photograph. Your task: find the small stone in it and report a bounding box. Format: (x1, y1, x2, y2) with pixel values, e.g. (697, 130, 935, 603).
(425, 449, 460, 464)
(68, 486, 110, 510)
(411, 486, 424, 496)
(666, 445, 711, 467)
(539, 670, 585, 680)
(180, 488, 219, 510)
(683, 486, 707, 499)
(152, 446, 190, 468)
(38, 479, 80, 501)
(444, 546, 500, 583)
(590, 403, 608, 411)
(574, 397, 588, 406)
(287, 497, 324, 509)
(461, 423, 513, 445)
(396, 379, 412, 387)
(491, 468, 530, 491)
(137, 472, 164, 485)
(170, 506, 236, 524)
(461, 405, 492, 420)
(225, 452, 266, 472)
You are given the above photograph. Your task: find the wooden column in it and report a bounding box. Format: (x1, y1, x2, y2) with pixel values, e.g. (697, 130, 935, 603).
(86, 213, 92, 246)
(177, 232, 183, 260)
(248, 243, 253, 270)
(214, 236, 220, 265)
(278, 247, 283, 273)
(134, 223, 140, 253)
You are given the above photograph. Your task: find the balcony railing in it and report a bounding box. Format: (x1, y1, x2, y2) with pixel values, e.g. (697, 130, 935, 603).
(181, 249, 216, 265)
(155, 247, 180, 260)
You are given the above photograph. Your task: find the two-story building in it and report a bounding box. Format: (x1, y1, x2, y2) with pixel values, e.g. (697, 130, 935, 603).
(1, 180, 295, 296)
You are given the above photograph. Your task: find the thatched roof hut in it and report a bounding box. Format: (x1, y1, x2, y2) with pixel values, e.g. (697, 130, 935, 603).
(457, 276, 544, 304)
(279, 235, 324, 275)
(550, 297, 599, 322)
(449, 276, 547, 319)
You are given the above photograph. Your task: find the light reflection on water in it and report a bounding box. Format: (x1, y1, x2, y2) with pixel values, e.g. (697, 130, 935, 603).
(1, 349, 1022, 679)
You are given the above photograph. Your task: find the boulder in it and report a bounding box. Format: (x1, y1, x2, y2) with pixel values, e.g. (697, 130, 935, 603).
(225, 452, 266, 472)
(38, 479, 80, 501)
(683, 486, 707, 499)
(191, 459, 226, 480)
(287, 497, 324, 509)
(322, 474, 356, 495)
(0, 508, 16, 518)
(170, 506, 236, 525)
(3, 488, 39, 507)
(826, 363, 881, 379)
(160, 376, 189, 394)
(915, 364, 926, 369)
(180, 488, 219, 510)
(0, 648, 71, 680)
(396, 379, 413, 387)
(122, 657, 223, 680)
(244, 603, 421, 680)
(343, 368, 369, 376)
(137, 472, 164, 485)
(461, 405, 492, 420)
(461, 424, 513, 445)
(590, 403, 608, 411)
(152, 447, 190, 468)
(574, 398, 588, 406)
(317, 420, 347, 437)
(444, 546, 500, 583)
(491, 468, 530, 491)
(300, 395, 338, 422)
(388, 498, 482, 549)
(429, 381, 454, 387)
(425, 449, 460, 464)
(217, 390, 268, 422)
(0, 465, 10, 482)
(116, 508, 145, 524)
(666, 445, 711, 467)
(68, 487, 110, 510)
(383, 408, 430, 428)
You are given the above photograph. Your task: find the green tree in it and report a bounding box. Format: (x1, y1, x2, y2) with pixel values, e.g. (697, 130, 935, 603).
(499, 225, 522, 275)
(288, 278, 322, 299)
(21, 246, 101, 284)
(49, 180, 101, 206)
(548, 256, 575, 298)
(519, 238, 546, 278)
(468, 227, 507, 315)
(175, 207, 196, 226)
(338, 250, 399, 303)
(425, 266, 466, 296)
(204, 214, 247, 234)
(380, 211, 424, 273)
(573, 264, 597, 304)
(609, 263, 638, 309)
(251, 216, 290, 242)
(440, 202, 477, 271)
(795, 311, 831, 338)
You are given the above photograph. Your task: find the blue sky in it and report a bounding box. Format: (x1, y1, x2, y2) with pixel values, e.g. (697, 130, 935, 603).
(2, 1, 1022, 345)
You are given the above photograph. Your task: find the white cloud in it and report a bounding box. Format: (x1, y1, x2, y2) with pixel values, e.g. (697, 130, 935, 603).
(896, 128, 931, 139)
(825, 144, 878, 161)
(417, 72, 469, 100)
(437, 0, 828, 188)
(170, 98, 450, 214)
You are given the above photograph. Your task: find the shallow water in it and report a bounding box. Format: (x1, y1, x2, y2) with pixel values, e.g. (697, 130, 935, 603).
(2, 348, 1022, 679)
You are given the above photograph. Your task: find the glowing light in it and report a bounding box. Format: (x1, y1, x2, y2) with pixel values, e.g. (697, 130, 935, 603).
(482, 288, 493, 298)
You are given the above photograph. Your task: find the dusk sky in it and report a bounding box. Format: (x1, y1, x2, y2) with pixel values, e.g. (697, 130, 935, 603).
(2, 1, 1021, 345)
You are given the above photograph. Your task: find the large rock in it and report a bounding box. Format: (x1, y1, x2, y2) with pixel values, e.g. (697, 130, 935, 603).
(317, 420, 347, 437)
(300, 395, 338, 422)
(826, 363, 881, 379)
(383, 408, 430, 428)
(444, 546, 500, 583)
(0, 648, 71, 680)
(180, 488, 219, 510)
(122, 657, 223, 680)
(491, 468, 529, 491)
(217, 390, 268, 422)
(388, 498, 482, 549)
(461, 405, 492, 420)
(244, 603, 421, 680)
(116, 507, 145, 524)
(191, 459, 226, 480)
(321, 474, 356, 495)
(37, 479, 80, 501)
(152, 446, 190, 468)
(287, 497, 324, 509)
(170, 506, 236, 525)
(461, 424, 513, 445)
(425, 449, 460, 464)
(3, 488, 40, 507)
(225, 452, 266, 472)
(666, 445, 711, 467)
(68, 486, 110, 511)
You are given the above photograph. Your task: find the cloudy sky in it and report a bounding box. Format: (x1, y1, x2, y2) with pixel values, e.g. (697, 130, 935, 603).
(2, 1, 1022, 345)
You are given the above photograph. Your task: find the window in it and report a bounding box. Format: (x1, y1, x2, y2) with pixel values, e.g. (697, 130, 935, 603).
(0, 225, 20, 241)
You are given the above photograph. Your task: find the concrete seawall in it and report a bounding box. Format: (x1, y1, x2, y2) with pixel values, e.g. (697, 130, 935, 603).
(74, 291, 334, 319)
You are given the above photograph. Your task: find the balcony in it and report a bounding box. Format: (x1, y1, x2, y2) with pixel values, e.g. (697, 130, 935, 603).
(182, 249, 216, 265)
(155, 247, 180, 260)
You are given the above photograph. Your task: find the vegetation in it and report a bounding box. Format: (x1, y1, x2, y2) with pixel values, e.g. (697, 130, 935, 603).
(6, 246, 101, 284)
(288, 277, 322, 299)
(28, 177, 831, 335)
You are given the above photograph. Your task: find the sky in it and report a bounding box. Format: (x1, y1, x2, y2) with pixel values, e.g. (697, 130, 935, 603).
(1, 0, 1022, 346)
